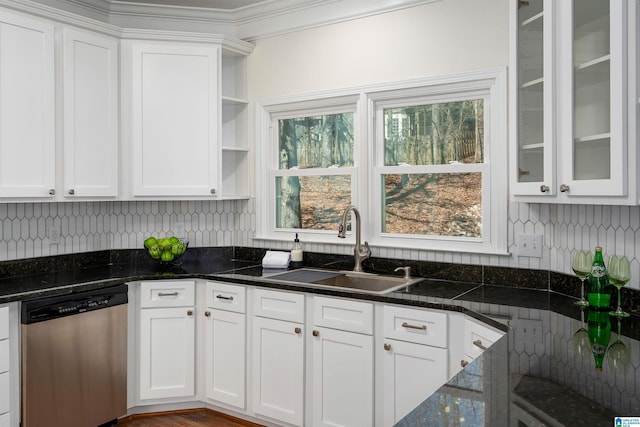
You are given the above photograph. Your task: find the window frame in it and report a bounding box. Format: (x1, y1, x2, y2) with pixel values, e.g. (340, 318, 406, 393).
(255, 68, 508, 255)
(256, 94, 364, 244)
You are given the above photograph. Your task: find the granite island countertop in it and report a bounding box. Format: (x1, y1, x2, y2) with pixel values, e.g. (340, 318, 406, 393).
(0, 248, 638, 426)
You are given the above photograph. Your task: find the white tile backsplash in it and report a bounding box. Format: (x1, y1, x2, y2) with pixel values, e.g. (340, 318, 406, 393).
(0, 199, 639, 291)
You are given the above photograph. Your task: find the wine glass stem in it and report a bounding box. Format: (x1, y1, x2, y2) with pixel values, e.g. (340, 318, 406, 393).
(617, 287, 622, 312)
(581, 279, 586, 301)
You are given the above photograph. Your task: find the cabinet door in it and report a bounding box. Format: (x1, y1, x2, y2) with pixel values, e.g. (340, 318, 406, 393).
(251, 316, 304, 427)
(510, 0, 557, 196)
(63, 27, 119, 198)
(139, 307, 195, 400)
(311, 327, 373, 427)
(0, 10, 55, 198)
(558, 0, 628, 197)
(204, 308, 245, 409)
(382, 339, 448, 427)
(129, 42, 219, 197)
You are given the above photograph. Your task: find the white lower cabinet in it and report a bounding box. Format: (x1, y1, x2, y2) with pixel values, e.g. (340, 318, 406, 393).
(251, 289, 305, 426)
(127, 280, 504, 427)
(138, 281, 196, 401)
(382, 339, 447, 426)
(311, 296, 374, 427)
(204, 282, 246, 409)
(382, 305, 449, 426)
(463, 316, 505, 363)
(311, 326, 373, 427)
(0, 304, 17, 427)
(0, 307, 9, 419)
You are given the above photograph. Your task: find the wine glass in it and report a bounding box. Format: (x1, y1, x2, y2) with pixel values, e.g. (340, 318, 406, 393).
(608, 255, 631, 318)
(607, 318, 630, 372)
(572, 250, 592, 307)
(572, 309, 590, 359)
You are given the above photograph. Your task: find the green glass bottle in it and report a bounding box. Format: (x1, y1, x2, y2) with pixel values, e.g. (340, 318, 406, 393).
(587, 309, 611, 371)
(587, 247, 611, 309)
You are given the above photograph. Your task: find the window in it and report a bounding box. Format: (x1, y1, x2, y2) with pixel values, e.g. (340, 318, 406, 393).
(256, 95, 361, 242)
(256, 69, 507, 254)
(276, 112, 354, 231)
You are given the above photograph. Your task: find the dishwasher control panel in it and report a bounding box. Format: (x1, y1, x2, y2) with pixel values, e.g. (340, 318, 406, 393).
(21, 283, 128, 324)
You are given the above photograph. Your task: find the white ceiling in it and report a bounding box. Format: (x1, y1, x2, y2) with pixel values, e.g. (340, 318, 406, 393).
(113, 0, 270, 10)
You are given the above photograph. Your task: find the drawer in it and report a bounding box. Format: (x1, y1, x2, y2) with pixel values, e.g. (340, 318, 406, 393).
(464, 317, 504, 358)
(206, 282, 246, 313)
(384, 305, 447, 348)
(313, 296, 373, 335)
(0, 412, 9, 426)
(0, 340, 8, 374)
(0, 307, 8, 341)
(253, 288, 304, 323)
(140, 281, 195, 308)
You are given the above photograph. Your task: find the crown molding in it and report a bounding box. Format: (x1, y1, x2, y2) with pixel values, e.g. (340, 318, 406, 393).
(235, 0, 440, 40)
(0, 0, 119, 35)
(120, 27, 254, 54)
(4, 0, 439, 40)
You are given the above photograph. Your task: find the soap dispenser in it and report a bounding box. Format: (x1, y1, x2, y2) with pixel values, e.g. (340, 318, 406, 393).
(290, 233, 304, 269)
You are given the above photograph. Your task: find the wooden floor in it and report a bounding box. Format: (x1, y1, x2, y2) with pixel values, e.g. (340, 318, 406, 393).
(118, 409, 266, 427)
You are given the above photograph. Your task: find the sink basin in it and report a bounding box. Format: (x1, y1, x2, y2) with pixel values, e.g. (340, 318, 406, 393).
(262, 268, 422, 294)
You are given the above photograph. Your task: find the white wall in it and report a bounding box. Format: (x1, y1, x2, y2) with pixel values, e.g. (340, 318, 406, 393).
(249, 0, 509, 99)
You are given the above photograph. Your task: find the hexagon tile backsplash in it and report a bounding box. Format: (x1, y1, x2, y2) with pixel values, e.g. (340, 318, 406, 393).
(0, 200, 639, 292)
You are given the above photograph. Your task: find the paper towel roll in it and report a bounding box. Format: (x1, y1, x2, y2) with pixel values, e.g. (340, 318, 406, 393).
(262, 250, 291, 269)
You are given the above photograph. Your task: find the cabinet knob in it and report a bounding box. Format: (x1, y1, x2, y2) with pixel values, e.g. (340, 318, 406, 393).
(210, 189, 216, 195)
(312, 330, 319, 337)
(295, 327, 301, 334)
(539, 185, 550, 193)
(187, 310, 193, 316)
(384, 343, 391, 351)
(68, 189, 75, 195)
(48, 189, 55, 196)
(461, 360, 469, 368)
(559, 184, 570, 193)
(205, 311, 211, 317)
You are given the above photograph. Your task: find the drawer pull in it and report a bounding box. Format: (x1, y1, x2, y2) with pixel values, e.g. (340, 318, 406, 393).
(402, 322, 426, 331)
(312, 330, 319, 337)
(295, 327, 301, 334)
(205, 311, 211, 317)
(473, 339, 487, 351)
(216, 295, 234, 301)
(461, 360, 469, 368)
(158, 292, 179, 297)
(384, 343, 391, 351)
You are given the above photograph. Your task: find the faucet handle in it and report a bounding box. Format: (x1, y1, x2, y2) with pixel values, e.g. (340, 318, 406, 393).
(360, 241, 371, 257)
(394, 266, 411, 280)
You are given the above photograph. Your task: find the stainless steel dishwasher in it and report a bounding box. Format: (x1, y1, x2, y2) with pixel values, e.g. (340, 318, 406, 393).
(21, 283, 128, 427)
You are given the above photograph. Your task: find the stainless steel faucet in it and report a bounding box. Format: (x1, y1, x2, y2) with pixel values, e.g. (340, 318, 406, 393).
(338, 206, 371, 272)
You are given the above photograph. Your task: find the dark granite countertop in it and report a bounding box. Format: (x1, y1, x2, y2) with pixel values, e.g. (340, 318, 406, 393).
(1, 248, 638, 426)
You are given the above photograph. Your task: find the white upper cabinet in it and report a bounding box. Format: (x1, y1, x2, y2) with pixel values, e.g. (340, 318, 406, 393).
(127, 41, 220, 197)
(63, 27, 119, 198)
(510, 0, 638, 204)
(0, 10, 55, 199)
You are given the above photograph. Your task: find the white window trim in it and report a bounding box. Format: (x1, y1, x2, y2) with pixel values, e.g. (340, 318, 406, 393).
(255, 67, 508, 255)
(255, 93, 363, 244)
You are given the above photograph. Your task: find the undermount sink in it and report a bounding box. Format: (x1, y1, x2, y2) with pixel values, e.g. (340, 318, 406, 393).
(261, 268, 422, 295)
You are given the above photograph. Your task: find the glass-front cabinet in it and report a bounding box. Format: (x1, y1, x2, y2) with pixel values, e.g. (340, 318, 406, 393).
(510, 0, 637, 204)
(512, 0, 554, 193)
